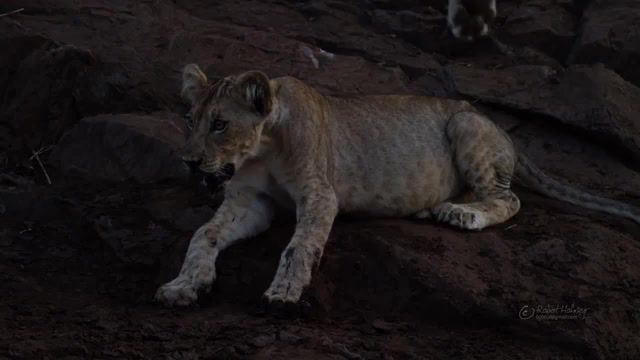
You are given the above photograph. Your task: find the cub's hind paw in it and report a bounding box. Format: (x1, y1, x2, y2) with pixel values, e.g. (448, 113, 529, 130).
(432, 203, 488, 231)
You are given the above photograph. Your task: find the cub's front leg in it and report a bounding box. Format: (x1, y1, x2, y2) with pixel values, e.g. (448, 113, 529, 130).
(155, 189, 273, 307)
(263, 188, 338, 304)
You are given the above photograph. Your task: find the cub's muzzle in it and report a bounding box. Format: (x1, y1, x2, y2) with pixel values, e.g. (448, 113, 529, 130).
(183, 159, 202, 173)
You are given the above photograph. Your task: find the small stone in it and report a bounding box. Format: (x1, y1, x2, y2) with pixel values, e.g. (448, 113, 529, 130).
(234, 344, 250, 354)
(278, 330, 304, 344)
(248, 334, 275, 348)
(50, 112, 188, 183)
(372, 319, 394, 333)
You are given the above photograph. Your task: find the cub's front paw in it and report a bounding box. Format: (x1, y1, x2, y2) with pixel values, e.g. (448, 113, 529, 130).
(154, 276, 203, 307)
(263, 277, 305, 304)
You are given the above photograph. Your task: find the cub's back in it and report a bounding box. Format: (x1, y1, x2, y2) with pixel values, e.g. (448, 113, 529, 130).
(325, 95, 466, 215)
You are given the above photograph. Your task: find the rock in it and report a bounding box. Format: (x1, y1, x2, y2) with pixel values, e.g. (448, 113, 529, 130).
(73, 60, 173, 116)
(447, 63, 640, 163)
(0, 34, 50, 99)
(371, 319, 394, 333)
(332, 343, 362, 360)
(500, 0, 576, 60)
(248, 334, 275, 348)
(171, 206, 216, 231)
(278, 330, 305, 344)
(95, 216, 134, 256)
(0, 39, 96, 154)
(368, 8, 445, 52)
(94, 216, 173, 265)
(0, 33, 183, 161)
(318, 219, 640, 358)
(446, 64, 558, 101)
(50, 112, 188, 183)
(569, 0, 640, 87)
(223, 30, 411, 96)
(506, 112, 640, 200)
(233, 343, 250, 354)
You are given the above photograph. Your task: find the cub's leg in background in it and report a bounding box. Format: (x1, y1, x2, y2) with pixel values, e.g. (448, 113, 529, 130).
(429, 111, 520, 230)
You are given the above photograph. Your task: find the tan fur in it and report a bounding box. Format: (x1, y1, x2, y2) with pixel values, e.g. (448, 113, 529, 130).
(155, 65, 640, 307)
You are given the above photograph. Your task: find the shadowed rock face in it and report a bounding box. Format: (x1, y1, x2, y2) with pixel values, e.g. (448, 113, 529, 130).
(49, 113, 189, 183)
(568, 0, 640, 87)
(446, 63, 640, 164)
(1, 0, 640, 359)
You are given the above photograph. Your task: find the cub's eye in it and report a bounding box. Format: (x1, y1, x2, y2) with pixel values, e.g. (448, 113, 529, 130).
(211, 119, 228, 133)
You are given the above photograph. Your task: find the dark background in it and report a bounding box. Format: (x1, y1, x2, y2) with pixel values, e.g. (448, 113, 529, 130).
(1, 0, 639, 358)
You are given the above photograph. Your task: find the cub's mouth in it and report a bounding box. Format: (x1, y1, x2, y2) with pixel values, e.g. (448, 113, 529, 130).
(201, 163, 235, 192)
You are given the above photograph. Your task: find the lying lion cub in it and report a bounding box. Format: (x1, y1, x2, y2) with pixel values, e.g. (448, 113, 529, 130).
(155, 64, 640, 307)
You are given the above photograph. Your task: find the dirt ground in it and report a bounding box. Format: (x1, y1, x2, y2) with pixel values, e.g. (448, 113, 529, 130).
(1, 1, 640, 359)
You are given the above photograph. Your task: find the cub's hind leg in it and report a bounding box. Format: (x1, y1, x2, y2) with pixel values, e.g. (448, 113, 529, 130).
(431, 111, 520, 230)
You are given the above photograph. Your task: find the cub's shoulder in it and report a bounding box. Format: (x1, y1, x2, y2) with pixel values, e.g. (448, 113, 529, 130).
(270, 76, 323, 104)
(271, 76, 310, 91)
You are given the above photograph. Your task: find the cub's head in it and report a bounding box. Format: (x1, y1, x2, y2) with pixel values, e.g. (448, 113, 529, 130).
(447, 0, 496, 41)
(180, 64, 273, 182)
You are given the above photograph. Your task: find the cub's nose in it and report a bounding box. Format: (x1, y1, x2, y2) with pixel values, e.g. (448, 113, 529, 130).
(183, 158, 202, 172)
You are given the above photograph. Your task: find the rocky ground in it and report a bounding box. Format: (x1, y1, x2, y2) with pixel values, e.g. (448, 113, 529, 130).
(1, 0, 640, 359)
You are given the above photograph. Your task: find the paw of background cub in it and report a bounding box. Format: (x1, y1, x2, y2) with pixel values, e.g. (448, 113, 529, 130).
(154, 276, 204, 307)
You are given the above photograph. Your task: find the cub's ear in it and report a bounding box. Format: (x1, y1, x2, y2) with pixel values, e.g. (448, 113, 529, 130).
(181, 64, 208, 105)
(235, 71, 272, 116)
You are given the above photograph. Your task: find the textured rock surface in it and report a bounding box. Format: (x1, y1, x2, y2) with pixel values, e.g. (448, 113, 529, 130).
(569, 0, 640, 87)
(0, 40, 96, 152)
(447, 64, 640, 163)
(501, 0, 577, 60)
(50, 113, 188, 183)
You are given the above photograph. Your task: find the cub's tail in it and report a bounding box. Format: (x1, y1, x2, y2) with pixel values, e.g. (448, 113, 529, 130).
(514, 154, 640, 224)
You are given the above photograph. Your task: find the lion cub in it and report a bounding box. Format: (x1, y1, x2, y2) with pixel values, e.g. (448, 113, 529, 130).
(155, 65, 640, 308)
(448, 0, 497, 41)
